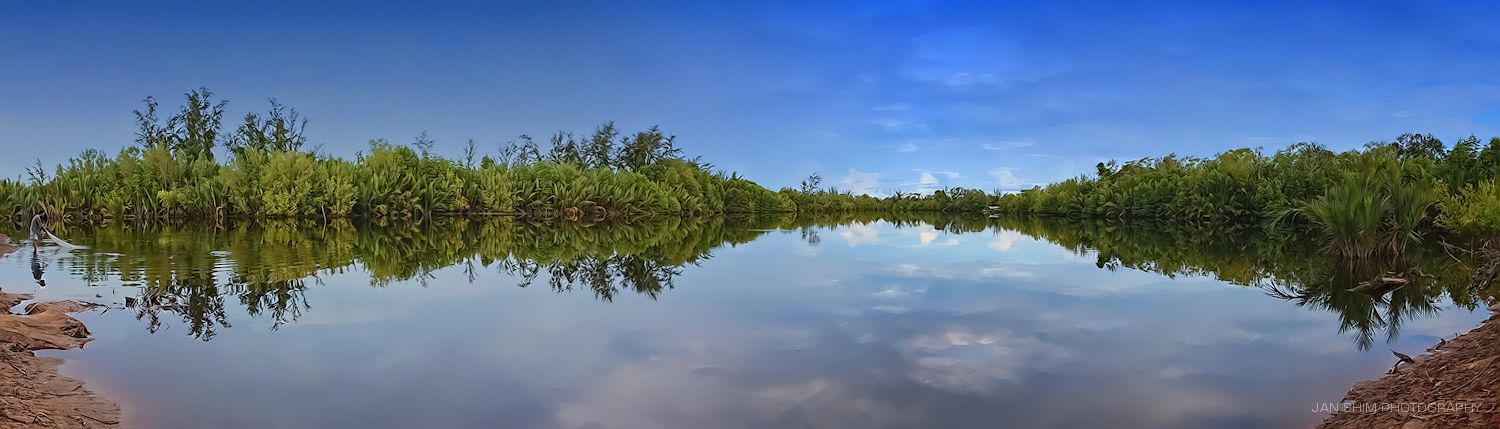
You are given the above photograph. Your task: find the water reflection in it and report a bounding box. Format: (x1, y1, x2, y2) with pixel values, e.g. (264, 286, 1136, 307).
(994, 216, 1493, 350)
(33, 217, 782, 340)
(4, 214, 1497, 429)
(13, 213, 1495, 348)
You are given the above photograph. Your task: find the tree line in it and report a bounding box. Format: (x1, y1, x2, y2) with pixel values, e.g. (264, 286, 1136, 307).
(3, 88, 1000, 223)
(993, 135, 1500, 257)
(7, 88, 1500, 260)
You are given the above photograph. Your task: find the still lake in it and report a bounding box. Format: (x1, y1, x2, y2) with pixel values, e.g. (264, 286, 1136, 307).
(1, 215, 1489, 429)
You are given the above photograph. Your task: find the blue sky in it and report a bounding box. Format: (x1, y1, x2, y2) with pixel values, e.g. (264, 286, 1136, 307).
(2, 0, 1498, 194)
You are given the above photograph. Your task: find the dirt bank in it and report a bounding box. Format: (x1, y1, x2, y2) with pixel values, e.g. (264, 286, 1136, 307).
(0, 237, 121, 428)
(1319, 308, 1500, 429)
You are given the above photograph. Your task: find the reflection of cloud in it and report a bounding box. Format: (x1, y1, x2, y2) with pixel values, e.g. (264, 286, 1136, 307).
(554, 362, 734, 429)
(889, 263, 952, 280)
(873, 286, 925, 299)
(989, 230, 1025, 251)
(751, 379, 921, 428)
(978, 266, 1034, 280)
(839, 224, 879, 247)
(792, 242, 822, 257)
(919, 230, 937, 246)
(900, 330, 1066, 393)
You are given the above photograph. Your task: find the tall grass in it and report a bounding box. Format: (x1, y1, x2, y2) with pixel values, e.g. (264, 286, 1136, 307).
(994, 134, 1500, 256)
(1288, 157, 1439, 258)
(10, 88, 1500, 258)
(1437, 179, 1500, 236)
(4, 89, 990, 224)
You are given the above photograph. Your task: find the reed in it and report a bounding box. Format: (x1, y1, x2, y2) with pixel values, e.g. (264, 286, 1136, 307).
(7, 89, 991, 224)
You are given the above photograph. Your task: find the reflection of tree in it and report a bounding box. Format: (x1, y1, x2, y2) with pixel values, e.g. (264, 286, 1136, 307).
(130, 270, 231, 341)
(1260, 257, 1448, 350)
(994, 216, 1490, 350)
(497, 254, 683, 302)
(232, 278, 311, 332)
(40, 212, 1485, 347)
(50, 216, 785, 340)
(799, 228, 821, 247)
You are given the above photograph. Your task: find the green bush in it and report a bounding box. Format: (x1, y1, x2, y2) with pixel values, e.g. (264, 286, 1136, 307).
(1438, 180, 1500, 236)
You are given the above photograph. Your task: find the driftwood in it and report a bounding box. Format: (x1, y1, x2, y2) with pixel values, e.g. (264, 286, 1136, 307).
(1389, 350, 1416, 374)
(1437, 239, 1500, 291)
(1350, 272, 1411, 294)
(1471, 240, 1499, 291)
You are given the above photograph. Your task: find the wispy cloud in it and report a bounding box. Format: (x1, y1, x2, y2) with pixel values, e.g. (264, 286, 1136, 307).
(897, 143, 920, 153)
(839, 168, 883, 196)
(903, 26, 1068, 90)
(989, 167, 1026, 191)
(981, 140, 1035, 151)
(899, 170, 943, 194)
(873, 118, 927, 132)
(918, 171, 938, 184)
(873, 103, 911, 111)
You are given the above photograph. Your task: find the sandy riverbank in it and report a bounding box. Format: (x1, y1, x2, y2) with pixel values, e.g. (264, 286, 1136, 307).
(1319, 308, 1500, 428)
(0, 236, 120, 428)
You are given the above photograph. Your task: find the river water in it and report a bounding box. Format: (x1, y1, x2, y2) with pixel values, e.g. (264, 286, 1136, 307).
(1, 215, 1489, 429)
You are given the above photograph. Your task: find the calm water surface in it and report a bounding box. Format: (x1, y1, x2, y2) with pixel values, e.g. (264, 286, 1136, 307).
(0, 216, 1489, 429)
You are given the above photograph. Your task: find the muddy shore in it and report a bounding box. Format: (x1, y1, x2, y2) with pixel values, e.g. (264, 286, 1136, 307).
(1319, 306, 1500, 429)
(0, 237, 120, 428)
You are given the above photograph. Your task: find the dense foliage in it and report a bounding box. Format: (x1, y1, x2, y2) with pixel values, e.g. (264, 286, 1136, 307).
(8, 89, 1500, 260)
(994, 135, 1500, 256)
(7, 90, 1009, 223)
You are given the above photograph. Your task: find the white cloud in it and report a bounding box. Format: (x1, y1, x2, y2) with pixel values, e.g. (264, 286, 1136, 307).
(918, 172, 939, 186)
(873, 118, 926, 132)
(897, 143, 920, 153)
(937, 171, 962, 179)
(873, 103, 911, 111)
(981, 140, 1035, 151)
(838, 168, 882, 196)
(989, 167, 1024, 190)
(901, 171, 943, 194)
(903, 26, 1068, 90)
